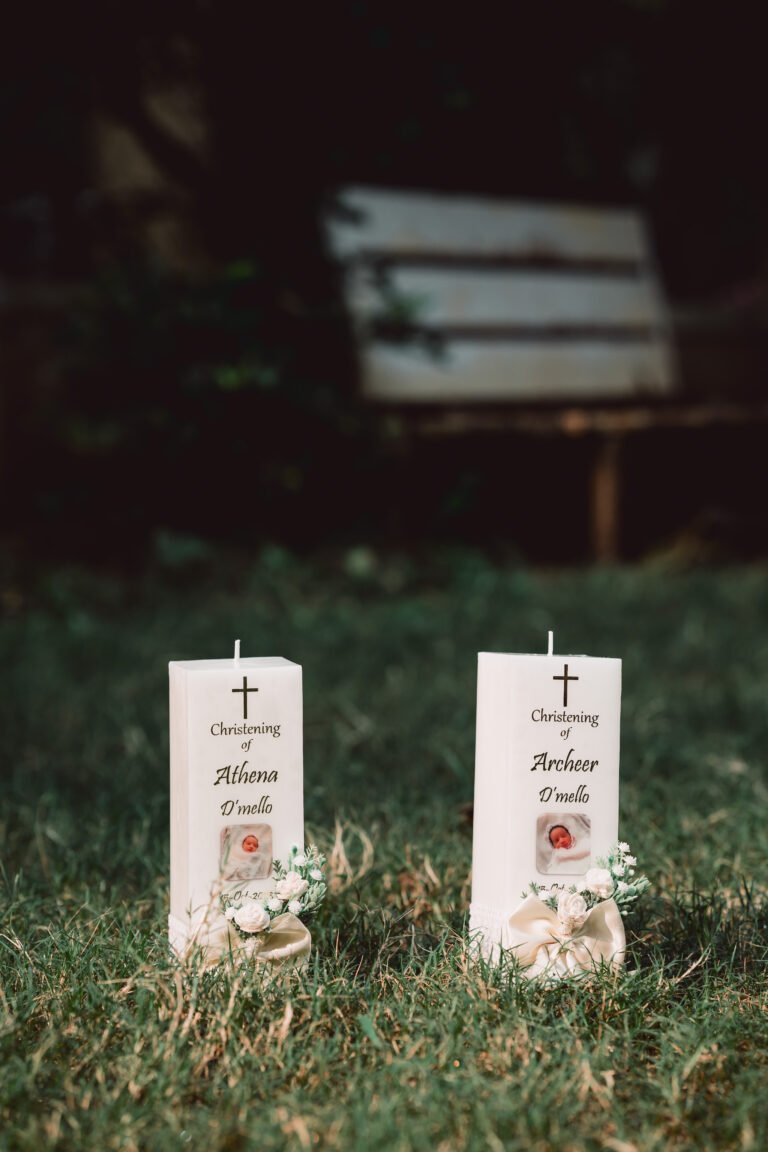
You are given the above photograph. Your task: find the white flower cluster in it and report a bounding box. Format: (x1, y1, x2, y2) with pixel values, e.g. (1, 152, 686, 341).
(537, 841, 649, 920)
(575, 842, 648, 913)
(223, 843, 327, 937)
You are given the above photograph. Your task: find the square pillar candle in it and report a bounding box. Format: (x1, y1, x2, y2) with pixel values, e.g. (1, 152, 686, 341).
(168, 645, 303, 956)
(470, 635, 621, 960)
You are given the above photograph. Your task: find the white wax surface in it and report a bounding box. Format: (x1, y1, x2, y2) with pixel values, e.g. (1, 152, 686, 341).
(169, 656, 303, 941)
(471, 652, 621, 916)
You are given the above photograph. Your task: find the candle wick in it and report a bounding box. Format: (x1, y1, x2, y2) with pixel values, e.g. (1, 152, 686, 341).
(547, 630, 554, 656)
(234, 639, 241, 664)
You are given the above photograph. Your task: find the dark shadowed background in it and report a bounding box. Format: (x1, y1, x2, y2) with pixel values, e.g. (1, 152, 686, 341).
(1, 0, 767, 565)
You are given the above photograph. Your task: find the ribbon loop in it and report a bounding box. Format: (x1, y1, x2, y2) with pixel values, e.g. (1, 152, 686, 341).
(249, 912, 312, 966)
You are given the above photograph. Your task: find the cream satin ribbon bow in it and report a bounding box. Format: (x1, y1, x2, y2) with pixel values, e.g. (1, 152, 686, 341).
(230, 912, 312, 968)
(504, 895, 626, 980)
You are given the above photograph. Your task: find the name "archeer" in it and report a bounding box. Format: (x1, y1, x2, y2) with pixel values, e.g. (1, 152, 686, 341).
(530, 749, 598, 772)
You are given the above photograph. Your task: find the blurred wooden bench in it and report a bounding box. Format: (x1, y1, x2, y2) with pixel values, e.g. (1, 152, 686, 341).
(330, 187, 687, 558)
(332, 186, 677, 404)
(331, 188, 768, 559)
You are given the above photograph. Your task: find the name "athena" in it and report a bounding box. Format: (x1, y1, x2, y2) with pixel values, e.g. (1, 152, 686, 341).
(213, 761, 278, 785)
(530, 749, 598, 772)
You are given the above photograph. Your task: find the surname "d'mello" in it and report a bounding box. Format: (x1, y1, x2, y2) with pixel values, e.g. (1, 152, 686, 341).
(530, 750, 598, 772)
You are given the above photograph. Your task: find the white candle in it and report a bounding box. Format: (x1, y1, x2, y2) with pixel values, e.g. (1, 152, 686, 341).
(470, 636, 621, 959)
(168, 645, 303, 956)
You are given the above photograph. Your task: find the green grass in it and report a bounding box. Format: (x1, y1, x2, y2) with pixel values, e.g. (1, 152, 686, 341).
(1, 548, 767, 1151)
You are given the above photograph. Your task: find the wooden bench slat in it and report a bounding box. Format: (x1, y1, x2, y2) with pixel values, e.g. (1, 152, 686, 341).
(351, 268, 665, 329)
(363, 340, 675, 404)
(334, 187, 648, 263)
(330, 186, 677, 407)
(406, 403, 768, 438)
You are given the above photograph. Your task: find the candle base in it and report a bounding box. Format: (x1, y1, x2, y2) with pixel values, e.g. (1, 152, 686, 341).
(468, 901, 515, 964)
(168, 912, 194, 957)
(168, 909, 230, 961)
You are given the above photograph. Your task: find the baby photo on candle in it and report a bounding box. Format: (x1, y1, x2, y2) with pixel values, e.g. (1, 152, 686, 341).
(220, 823, 273, 881)
(535, 813, 591, 874)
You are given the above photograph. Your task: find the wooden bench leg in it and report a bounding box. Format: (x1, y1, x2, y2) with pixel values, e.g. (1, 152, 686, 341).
(383, 416, 410, 541)
(591, 434, 622, 562)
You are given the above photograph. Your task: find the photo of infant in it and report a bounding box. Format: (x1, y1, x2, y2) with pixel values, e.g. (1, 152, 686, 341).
(220, 823, 273, 881)
(535, 812, 591, 875)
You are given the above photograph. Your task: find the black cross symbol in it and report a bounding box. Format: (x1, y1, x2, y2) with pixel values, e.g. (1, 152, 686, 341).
(553, 663, 579, 707)
(232, 676, 258, 719)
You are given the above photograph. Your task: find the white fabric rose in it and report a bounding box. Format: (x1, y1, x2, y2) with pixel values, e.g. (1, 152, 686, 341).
(585, 867, 614, 899)
(310, 868, 323, 881)
(267, 897, 284, 912)
(276, 871, 309, 900)
(292, 854, 307, 867)
(233, 901, 270, 934)
(287, 900, 303, 916)
(557, 891, 589, 934)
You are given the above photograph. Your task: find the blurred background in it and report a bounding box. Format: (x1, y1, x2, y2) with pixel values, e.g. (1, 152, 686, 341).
(1, 0, 767, 569)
